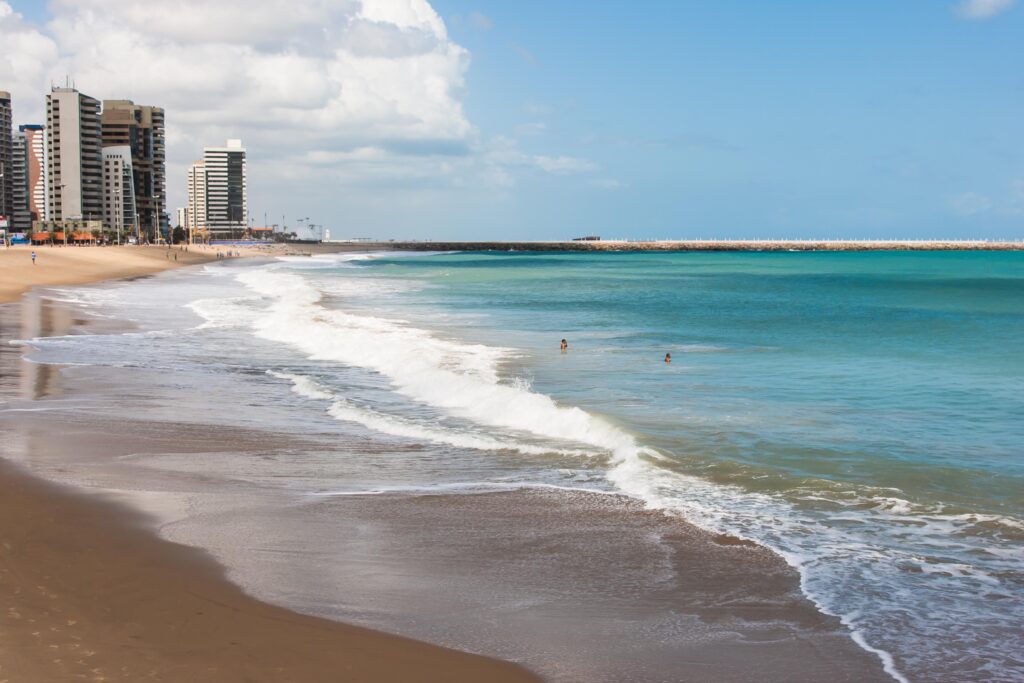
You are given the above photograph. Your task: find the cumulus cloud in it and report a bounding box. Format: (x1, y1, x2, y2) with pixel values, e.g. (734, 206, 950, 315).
(956, 0, 1016, 19)
(0, 3, 59, 112)
(0, 0, 595, 230)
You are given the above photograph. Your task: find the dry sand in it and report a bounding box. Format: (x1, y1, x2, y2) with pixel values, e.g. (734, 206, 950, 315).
(0, 245, 216, 303)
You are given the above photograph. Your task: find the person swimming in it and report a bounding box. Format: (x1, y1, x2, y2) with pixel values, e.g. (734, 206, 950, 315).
(665, 352, 671, 363)
(561, 338, 568, 352)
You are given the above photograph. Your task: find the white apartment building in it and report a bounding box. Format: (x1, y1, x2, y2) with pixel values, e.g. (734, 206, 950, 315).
(186, 158, 206, 237)
(186, 139, 247, 239)
(102, 146, 136, 242)
(47, 87, 103, 222)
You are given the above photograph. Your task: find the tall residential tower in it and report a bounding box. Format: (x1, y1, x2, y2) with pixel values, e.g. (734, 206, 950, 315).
(186, 158, 206, 237)
(20, 125, 48, 224)
(204, 139, 247, 235)
(46, 87, 103, 221)
(10, 128, 30, 230)
(101, 100, 165, 240)
(186, 140, 247, 239)
(0, 92, 12, 225)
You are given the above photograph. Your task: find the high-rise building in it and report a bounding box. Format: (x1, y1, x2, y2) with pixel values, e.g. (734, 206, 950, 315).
(47, 87, 103, 222)
(101, 146, 136, 242)
(20, 124, 48, 224)
(0, 91, 12, 225)
(203, 139, 247, 236)
(101, 100, 165, 241)
(186, 158, 206, 238)
(10, 129, 30, 231)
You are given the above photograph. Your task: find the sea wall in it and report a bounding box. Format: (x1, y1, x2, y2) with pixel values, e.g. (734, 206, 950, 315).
(319, 240, 1024, 253)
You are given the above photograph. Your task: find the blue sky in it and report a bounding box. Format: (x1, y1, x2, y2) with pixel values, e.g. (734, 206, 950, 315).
(434, 0, 1024, 239)
(3, 0, 1023, 239)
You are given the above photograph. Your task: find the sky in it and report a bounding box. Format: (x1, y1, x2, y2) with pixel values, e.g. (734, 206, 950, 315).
(1, 0, 1022, 240)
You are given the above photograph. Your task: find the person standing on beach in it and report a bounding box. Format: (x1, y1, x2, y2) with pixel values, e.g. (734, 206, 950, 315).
(561, 338, 568, 352)
(31, 251, 36, 265)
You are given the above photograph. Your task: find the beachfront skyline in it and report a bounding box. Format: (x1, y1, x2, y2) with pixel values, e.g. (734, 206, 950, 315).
(1, 0, 1021, 240)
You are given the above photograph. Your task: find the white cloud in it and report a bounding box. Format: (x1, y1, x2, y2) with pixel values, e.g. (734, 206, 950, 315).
(533, 155, 599, 174)
(0, 0, 594, 231)
(956, 0, 1016, 19)
(0, 3, 60, 115)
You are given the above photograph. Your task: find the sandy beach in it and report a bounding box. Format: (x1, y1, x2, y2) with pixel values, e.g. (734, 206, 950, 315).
(0, 245, 225, 303)
(0, 458, 540, 683)
(0, 252, 540, 682)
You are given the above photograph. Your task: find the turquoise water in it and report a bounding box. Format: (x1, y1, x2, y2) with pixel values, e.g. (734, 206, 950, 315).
(360, 251, 1023, 507)
(19, 250, 1023, 681)
(339, 250, 1023, 681)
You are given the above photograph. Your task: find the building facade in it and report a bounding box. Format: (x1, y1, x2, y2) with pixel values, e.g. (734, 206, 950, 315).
(203, 139, 247, 236)
(10, 129, 30, 231)
(101, 100, 165, 241)
(102, 146, 136, 242)
(186, 158, 206, 238)
(46, 87, 103, 222)
(21, 125, 48, 224)
(0, 91, 12, 226)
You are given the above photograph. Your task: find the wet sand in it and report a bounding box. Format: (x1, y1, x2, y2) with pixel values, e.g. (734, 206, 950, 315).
(0, 285, 893, 682)
(0, 458, 540, 683)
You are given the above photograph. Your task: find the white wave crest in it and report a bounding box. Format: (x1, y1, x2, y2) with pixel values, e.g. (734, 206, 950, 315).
(269, 370, 592, 458)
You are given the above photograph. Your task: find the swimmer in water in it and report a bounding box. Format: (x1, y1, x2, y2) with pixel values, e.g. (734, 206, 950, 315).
(561, 338, 568, 352)
(665, 352, 671, 363)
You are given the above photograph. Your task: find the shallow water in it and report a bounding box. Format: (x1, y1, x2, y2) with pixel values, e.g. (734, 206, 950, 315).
(10, 250, 1024, 682)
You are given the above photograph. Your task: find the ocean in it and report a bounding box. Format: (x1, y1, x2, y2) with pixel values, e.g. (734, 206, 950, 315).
(10, 250, 1024, 682)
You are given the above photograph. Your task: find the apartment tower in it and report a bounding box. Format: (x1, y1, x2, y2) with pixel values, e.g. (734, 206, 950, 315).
(0, 91, 12, 224)
(101, 146, 136, 242)
(186, 158, 206, 238)
(10, 129, 30, 230)
(101, 100, 165, 240)
(46, 87, 103, 221)
(20, 125, 48, 224)
(204, 139, 247, 236)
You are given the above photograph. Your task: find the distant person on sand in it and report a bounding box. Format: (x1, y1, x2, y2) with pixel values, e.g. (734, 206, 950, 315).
(665, 352, 671, 363)
(31, 251, 36, 265)
(561, 338, 568, 352)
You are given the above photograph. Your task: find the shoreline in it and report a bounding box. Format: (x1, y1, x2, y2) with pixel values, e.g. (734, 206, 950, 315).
(0, 244, 219, 303)
(0, 459, 540, 683)
(0, 271, 541, 682)
(0, 258, 893, 681)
